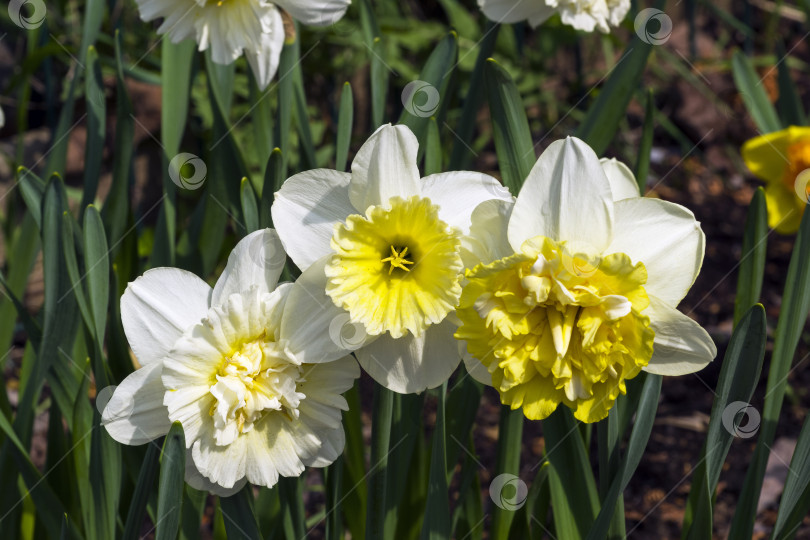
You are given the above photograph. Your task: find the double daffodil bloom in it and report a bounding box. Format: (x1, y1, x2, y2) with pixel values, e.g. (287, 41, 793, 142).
(102, 229, 359, 495)
(742, 126, 810, 234)
(135, 0, 349, 89)
(272, 124, 513, 393)
(455, 137, 716, 423)
(478, 0, 630, 33)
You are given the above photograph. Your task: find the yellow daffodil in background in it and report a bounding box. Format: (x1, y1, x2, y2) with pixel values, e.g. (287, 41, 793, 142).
(134, 0, 349, 89)
(742, 126, 810, 234)
(102, 229, 359, 495)
(455, 137, 717, 423)
(271, 124, 513, 393)
(477, 0, 630, 33)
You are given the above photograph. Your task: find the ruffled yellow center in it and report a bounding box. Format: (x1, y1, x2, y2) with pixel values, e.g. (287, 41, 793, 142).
(325, 195, 463, 339)
(785, 139, 810, 200)
(209, 334, 304, 446)
(455, 236, 655, 423)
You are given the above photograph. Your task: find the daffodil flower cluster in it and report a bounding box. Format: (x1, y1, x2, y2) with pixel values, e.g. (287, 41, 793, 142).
(103, 126, 716, 494)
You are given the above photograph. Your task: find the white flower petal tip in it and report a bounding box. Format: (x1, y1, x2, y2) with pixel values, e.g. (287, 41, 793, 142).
(274, 0, 351, 26)
(600, 157, 642, 200)
(509, 136, 614, 254)
(120, 267, 212, 367)
(477, 0, 629, 32)
(349, 124, 422, 210)
(101, 363, 171, 445)
(644, 297, 717, 376)
(212, 228, 287, 305)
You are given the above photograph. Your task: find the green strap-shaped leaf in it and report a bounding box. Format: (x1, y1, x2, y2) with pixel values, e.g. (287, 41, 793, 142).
(261, 148, 284, 230)
(240, 178, 260, 235)
(733, 188, 768, 326)
(729, 207, 810, 538)
(490, 406, 525, 539)
(156, 422, 186, 540)
(336, 82, 354, 172)
(731, 50, 782, 134)
(776, 43, 806, 127)
(424, 118, 442, 176)
(122, 443, 161, 540)
(484, 59, 535, 194)
(420, 383, 451, 540)
(162, 40, 196, 158)
(81, 46, 105, 214)
(772, 412, 810, 539)
(325, 457, 344, 540)
(366, 385, 395, 540)
(545, 407, 599, 540)
(220, 486, 262, 540)
(370, 36, 389, 130)
(341, 385, 368, 540)
(634, 89, 655, 195)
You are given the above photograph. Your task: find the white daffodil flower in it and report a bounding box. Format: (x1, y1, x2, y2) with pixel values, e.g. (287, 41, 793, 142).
(102, 229, 359, 495)
(271, 124, 514, 394)
(134, 0, 350, 89)
(455, 137, 717, 423)
(478, 0, 630, 33)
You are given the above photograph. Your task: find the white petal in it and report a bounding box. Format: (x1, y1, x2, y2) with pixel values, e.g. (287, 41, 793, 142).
(355, 319, 461, 393)
(273, 0, 350, 26)
(600, 157, 640, 200)
(272, 169, 355, 271)
(349, 124, 422, 211)
(211, 229, 286, 306)
(508, 137, 614, 254)
(184, 449, 247, 496)
(245, 8, 285, 90)
(102, 362, 171, 445)
(421, 171, 513, 234)
(461, 347, 493, 386)
(461, 199, 515, 268)
(477, 0, 547, 24)
(297, 355, 359, 430)
(643, 295, 717, 375)
(606, 198, 705, 307)
(280, 257, 374, 363)
(121, 267, 212, 366)
(191, 435, 248, 490)
(302, 427, 345, 468)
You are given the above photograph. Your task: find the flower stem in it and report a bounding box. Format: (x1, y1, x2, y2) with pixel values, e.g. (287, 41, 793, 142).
(490, 405, 524, 538)
(366, 384, 394, 540)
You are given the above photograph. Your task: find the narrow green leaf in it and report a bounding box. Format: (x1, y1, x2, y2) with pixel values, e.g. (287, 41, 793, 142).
(341, 385, 367, 540)
(161, 39, 196, 157)
(421, 383, 451, 540)
(490, 406, 524, 539)
(729, 208, 810, 538)
(574, 37, 653, 155)
(240, 178, 260, 235)
(370, 37, 389, 130)
(122, 443, 161, 540)
(398, 32, 459, 147)
(733, 188, 768, 326)
(336, 82, 354, 172)
(776, 43, 806, 126)
(279, 476, 306, 539)
(61, 213, 93, 339)
(545, 407, 599, 539)
(156, 423, 186, 540)
(731, 50, 782, 134)
(260, 148, 284, 229)
(448, 21, 499, 171)
(83, 205, 110, 378)
(81, 46, 105, 214)
(366, 385, 394, 540)
(484, 59, 535, 194)
(275, 43, 295, 172)
(220, 486, 263, 540)
(773, 412, 810, 538)
(634, 89, 655, 195)
(17, 166, 46, 230)
(325, 458, 344, 540)
(424, 118, 442, 176)
(291, 34, 318, 169)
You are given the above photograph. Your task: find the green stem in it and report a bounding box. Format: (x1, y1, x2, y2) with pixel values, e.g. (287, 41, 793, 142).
(366, 384, 394, 540)
(490, 406, 524, 539)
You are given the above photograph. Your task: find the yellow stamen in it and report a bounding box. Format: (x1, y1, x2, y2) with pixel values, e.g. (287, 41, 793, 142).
(380, 245, 415, 275)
